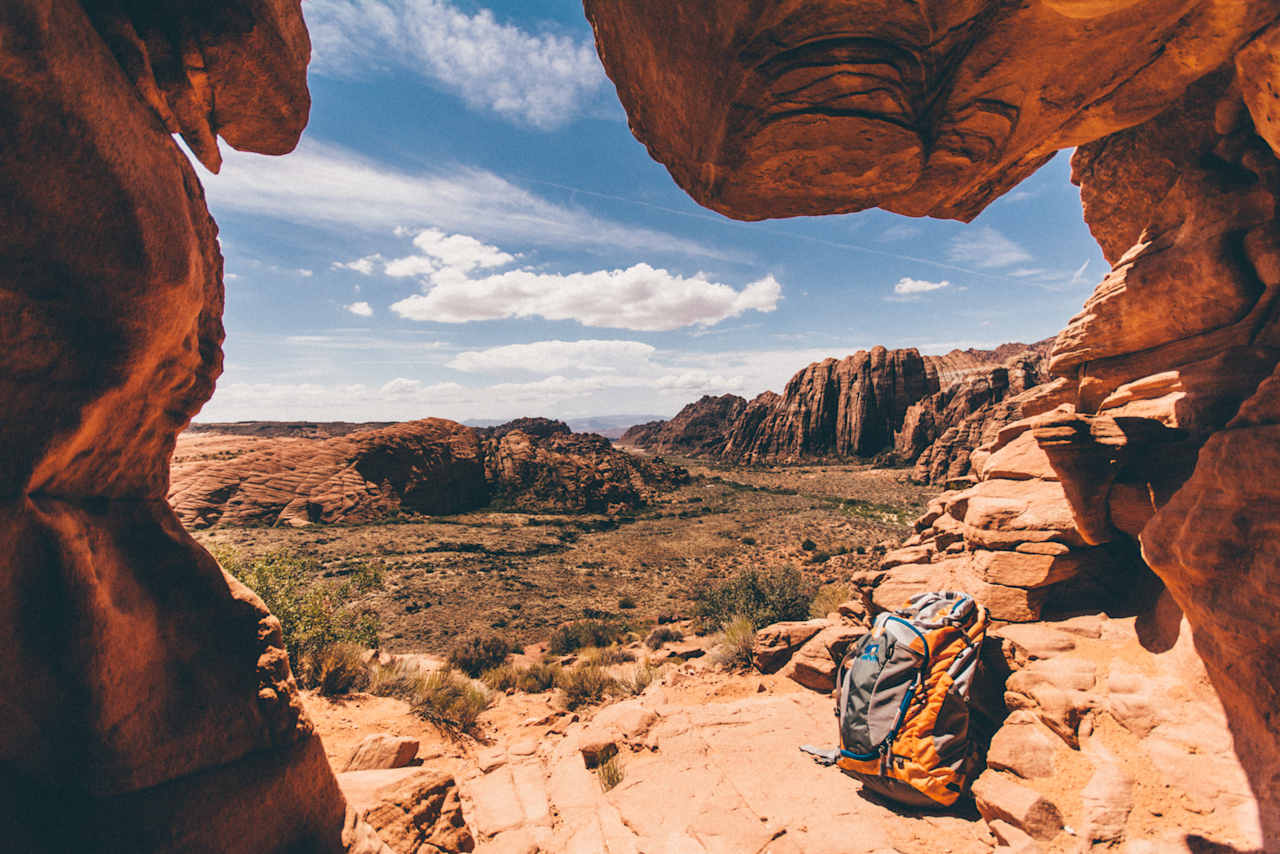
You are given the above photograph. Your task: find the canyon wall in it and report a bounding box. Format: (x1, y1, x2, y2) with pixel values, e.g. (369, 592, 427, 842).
(0, 1, 387, 850)
(585, 0, 1280, 844)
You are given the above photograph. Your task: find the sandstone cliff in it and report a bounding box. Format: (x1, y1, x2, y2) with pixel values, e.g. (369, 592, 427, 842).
(170, 418, 689, 528)
(618, 394, 746, 456)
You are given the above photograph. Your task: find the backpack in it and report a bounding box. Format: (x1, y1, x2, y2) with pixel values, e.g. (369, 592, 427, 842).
(802, 591, 989, 808)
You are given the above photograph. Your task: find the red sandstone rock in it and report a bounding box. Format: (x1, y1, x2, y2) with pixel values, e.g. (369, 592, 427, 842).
(342, 734, 420, 773)
(750, 619, 829, 673)
(619, 394, 746, 456)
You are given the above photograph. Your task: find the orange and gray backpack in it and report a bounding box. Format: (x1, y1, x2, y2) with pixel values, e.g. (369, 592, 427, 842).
(801, 591, 989, 807)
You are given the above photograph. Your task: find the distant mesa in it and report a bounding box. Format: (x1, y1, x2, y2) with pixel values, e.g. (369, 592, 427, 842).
(622, 340, 1052, 482)
(170, 417, 688, 529)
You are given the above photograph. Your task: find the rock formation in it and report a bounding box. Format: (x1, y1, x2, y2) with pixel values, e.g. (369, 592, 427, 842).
(586, 1, 1280, 845)
(170, 418, 688, 528)
(618, 394, 746, 457)
(626, 342, 1050, 477)
(0, 1, 383, 849)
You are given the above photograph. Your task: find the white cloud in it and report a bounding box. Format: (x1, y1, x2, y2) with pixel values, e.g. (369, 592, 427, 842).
(345, 301, 374, 317)
(199, 140, 729, 261)
(305, 0, 606, 129)
(297, 268, 314, 277)
(334, 255, 382, 275)
(391, 262, 782, 331)
(448, 339, 656, 374)
(946, 227, 1033, 269)
(386, 229, 516, 278)
(879, 223, 924, 242)
(893, 277, 950, 295)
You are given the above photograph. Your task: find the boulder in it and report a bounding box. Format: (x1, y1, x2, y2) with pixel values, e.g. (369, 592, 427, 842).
(751, 619, 829, 673)
(343, 735, 420, 773)
(783, 624, 864, 693)
(971, 772, 1064, 842)
(986, 712, 1059, 780)
(343, 771, 474, 854)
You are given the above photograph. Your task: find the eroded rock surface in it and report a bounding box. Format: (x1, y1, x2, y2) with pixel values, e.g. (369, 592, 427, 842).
(618, 394, 746, 457)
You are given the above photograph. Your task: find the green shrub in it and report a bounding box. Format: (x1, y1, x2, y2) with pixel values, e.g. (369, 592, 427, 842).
(617, 595, 637, 610)
(556, 664, 618, 709)
(480, 663, 520, 692)
(645, 626, 684, 650)
(307, 641, 370, 696)
(715, 615, 757, 670)
(215, 548, 381, 686)
(369, 660, 427, 701)
(801, 538, 817, 551)
(695, 566, 814, 630)
(548, 619, 627, 655)
(411, 669, 492, 735)
(740, 536, 756, 546)
(448, 632, 513, 677)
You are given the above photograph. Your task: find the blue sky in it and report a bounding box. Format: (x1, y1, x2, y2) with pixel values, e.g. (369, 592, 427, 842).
(192, 0, 1104, 423)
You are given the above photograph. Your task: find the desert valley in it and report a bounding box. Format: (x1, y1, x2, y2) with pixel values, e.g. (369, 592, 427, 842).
(6, 1, 1280, 853)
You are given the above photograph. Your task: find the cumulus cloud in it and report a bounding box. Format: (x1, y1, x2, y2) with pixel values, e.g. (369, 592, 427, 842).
(893, 277, 950, 295)
(305, 0, 606, 129)
(392, 262, 782, 331)
(946, 226, 1033, 269)
(448, 339, 656, 374)
(199, 140, 729, 261)
(385, 228, 515, 278)
(334, 255, 382, 275)
(345, 301, 374, 317)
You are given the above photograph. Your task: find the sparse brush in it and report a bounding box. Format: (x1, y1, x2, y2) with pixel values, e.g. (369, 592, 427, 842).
(548, 619, 627, 655)
(714, 615, 757, 670)
(411, 669, 492, 736)
(645, 626, 683, 650)
(617, 595, 637, 610)
(213, 547, 381, 687)
(596, 755, 624, 792)
(556, 664, 618, 709)
(306, 641, 370, 696)
(516, 660, 561, 694)
(809, 583, 854, 619)
(448, 632, 513, 677)
(695, 567, 814, 631)
(368, 660, 429, 701)
(582, 644, 634, 667)
(618, 662, 663, 696)
(481, 663, 520, 692)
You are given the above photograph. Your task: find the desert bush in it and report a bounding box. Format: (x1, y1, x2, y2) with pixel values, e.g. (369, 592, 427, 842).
(617, 595, 637, 610)
(306, 641, 370, 696)
(215, 548, 381, 687)
(481, 663, 520, 692)
(548, 619, 627, 655)
(369, 660, 427, 701)
(597, 755, 625, 792)
(801, 538, 817, 551)
(695, 566, 814, 630)
(516, 660, 561, 693)
(618, 662, 663, 696)
(645, 626, 684, 650)
(556, 664, 618, 709)
(582, 644, 634, 667)
(810, 583, 854, 619)
(715, 615, 757, 670)
(411, 669, 492, 735)
(448, 632, 513, 677)
(740, 536, 756, 546)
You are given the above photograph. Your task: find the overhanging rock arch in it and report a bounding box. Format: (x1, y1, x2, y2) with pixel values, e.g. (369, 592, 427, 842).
(583, 0, 1280, 843)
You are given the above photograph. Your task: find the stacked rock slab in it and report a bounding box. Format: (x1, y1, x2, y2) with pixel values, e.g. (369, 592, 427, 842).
(0, 1, 385, 850)
(585, 0, 1280, 841)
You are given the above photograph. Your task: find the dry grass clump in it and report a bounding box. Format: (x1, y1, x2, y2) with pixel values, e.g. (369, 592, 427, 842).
(617, 662, 663, 696)
(368, 661, 492, 736)
(714, 615, 757, 670)
(481, 659, 562, 694)
(548, 619, 628, 655)
(809, 583, 854, 619)
(305, 641, 370, 696)
(645, 626, 684, 650)
(596, 755, 625, 792)
(448, 632, 513, 677)
(582, 644, 635, 667)
(556, 664, 618, 709)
